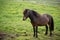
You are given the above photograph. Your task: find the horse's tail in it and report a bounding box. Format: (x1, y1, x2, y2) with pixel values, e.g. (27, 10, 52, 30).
(50, 17, 54, 31)
(46, 14, 54, 31)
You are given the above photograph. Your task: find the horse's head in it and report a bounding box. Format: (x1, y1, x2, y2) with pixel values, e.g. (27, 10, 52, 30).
(23, 9, 30, 21)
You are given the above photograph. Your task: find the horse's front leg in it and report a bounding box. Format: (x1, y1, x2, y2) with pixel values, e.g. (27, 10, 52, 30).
(36, 26, 38, 38)
(33, 26, 35, 37)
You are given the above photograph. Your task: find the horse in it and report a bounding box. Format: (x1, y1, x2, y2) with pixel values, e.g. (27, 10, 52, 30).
(23, 9, 54, 38)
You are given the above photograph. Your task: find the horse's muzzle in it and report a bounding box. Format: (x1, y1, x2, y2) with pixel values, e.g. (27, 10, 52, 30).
(23, 17, 26, 21)
(23, 18, 25, 21)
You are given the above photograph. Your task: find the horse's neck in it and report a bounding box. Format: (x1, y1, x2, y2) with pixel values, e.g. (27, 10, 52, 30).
(29, 13, 41, 22)
(29, 13, 36, 21)
(29, 14, 42, 22)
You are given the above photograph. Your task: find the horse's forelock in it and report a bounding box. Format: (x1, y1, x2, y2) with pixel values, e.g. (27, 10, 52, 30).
(23, 9, 29, 14)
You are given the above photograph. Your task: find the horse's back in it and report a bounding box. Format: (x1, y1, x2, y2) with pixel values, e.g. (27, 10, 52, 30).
(43, 14, 52, 18)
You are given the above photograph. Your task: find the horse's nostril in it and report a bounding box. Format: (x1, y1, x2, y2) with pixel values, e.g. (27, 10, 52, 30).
(23, 19, 24, 21)
(23, 18, 25, 21)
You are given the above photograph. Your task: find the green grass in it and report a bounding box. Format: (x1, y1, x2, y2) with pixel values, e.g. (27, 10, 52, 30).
(0, 1, 60, 40)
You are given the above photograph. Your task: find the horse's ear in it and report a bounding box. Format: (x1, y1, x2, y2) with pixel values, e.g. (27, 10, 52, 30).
(28, 10, 32, 14)
(27, 9, 30, 13)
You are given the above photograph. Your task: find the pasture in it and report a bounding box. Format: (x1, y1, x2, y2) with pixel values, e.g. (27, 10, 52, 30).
(0, 1, 60, 40)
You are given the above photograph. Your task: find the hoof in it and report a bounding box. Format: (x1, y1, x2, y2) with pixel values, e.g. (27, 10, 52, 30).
(35, 36, 38, 38)
(50, 34, 52, 37)
(45, 33, 48, 35)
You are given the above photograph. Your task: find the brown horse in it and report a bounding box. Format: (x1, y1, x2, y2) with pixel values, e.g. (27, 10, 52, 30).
(23, 9, 54, 38)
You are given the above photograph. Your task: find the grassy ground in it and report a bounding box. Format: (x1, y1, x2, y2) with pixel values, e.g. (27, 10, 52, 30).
(0, 1, 60, 40)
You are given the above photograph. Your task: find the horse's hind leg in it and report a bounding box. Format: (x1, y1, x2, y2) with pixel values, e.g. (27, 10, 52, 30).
(45, 25, 48, 35)
(49, 25, 52, 36)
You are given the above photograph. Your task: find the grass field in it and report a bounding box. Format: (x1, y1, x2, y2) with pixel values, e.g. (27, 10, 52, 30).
(0, 1, 60, 40)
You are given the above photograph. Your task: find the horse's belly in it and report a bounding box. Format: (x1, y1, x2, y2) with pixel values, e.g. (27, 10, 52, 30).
(38, 23, 47, 26)
(37, 19, 49, 26)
